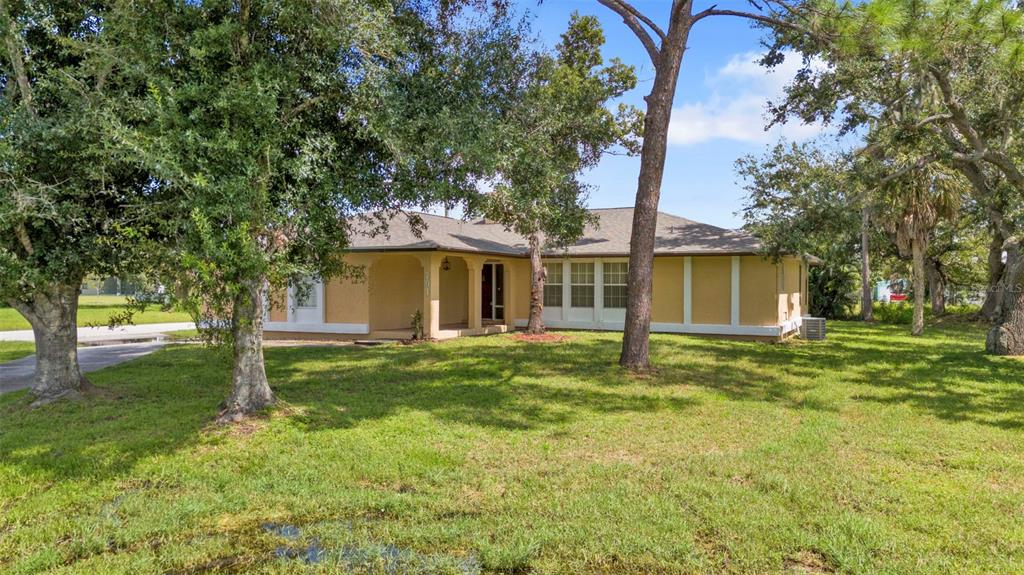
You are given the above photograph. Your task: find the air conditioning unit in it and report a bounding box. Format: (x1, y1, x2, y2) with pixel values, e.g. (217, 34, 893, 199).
(801, 317, 826, 341)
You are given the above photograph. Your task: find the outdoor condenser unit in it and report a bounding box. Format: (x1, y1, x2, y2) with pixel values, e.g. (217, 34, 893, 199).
(800, 317, 826, 341)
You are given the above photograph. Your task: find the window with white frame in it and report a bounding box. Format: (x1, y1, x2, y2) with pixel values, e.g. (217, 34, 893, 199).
(543, 263, 563, 307)
(603, 262, 628, 308)
(570, 262, 594, 308)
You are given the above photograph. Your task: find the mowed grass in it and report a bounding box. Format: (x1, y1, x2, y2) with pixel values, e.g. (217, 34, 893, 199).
(1, 322, 1022, 574)
(0, 341, 35, 363)
(0, 295, 191, 331)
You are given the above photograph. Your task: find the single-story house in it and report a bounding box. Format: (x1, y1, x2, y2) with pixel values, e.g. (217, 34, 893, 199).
(265, 208, 811, 341)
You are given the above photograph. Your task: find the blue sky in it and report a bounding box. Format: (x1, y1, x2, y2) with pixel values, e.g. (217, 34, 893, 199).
(509, 0, 830, 229)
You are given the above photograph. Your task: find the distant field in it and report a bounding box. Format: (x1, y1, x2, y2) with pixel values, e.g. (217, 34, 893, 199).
(0, 295, 191, 331)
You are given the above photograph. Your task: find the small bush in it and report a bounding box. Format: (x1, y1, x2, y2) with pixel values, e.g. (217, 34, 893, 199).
(873, 302, 913, 324)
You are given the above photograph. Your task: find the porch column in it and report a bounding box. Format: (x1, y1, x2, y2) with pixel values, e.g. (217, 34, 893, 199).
(731, 256, 741, 326)
(467, 258, 482, 330)
(683, 256, 693, 325)
(419, 253, 441, 338)
(504, 260, 516, 328)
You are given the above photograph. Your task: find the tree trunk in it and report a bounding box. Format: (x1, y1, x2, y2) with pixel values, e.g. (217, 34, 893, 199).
(980, 226, 1006, 322)
(925, 257, 946, 316)
(8, 281, 91, 405)
(911, 239, 926, 336)
(986, 240, 1024, 355)
(526, 233, 546, 334)
(619, 25, 690, 371)
(860, 206, 873, 321)
(218, 278, 275, 423)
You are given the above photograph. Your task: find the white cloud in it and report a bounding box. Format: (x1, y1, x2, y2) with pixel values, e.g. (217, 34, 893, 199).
(667, 51, 825, 146)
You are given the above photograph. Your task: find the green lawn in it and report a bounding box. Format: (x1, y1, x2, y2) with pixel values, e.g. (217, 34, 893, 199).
(0, 295, 191, 331)
(0, 341, 35, 363)
(1, 322, 1021, 574)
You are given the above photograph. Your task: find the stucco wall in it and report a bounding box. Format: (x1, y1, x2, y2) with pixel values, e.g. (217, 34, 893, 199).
(369, 255, 422, 330)
(740, 256, 778, 326)
(439, 256, 468, 325)
(652, 257, 684, 324)
(510, 259, 530, 322)
(777, 256, 803, 323)
(691, 256, 732, 325)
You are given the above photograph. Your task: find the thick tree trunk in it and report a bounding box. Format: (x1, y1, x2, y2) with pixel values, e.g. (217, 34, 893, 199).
(980, 227, 1006, 322)
(8, 281, 90, 405)
(526, 233, 546, 334)
(911, 240, 926, 337)
(619, 26, 690, 371)
(986, 240, 1024, 355)
(860, 206, 873, 321)
(218, 278, 275, 423)
(925, 257, 947, 316)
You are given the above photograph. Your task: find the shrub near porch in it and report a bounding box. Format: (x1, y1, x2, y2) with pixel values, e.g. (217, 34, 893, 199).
(0, 322, 1021, 573)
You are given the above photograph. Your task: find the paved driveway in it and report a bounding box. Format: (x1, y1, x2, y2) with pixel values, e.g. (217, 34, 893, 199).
(0, 341, 168, 394)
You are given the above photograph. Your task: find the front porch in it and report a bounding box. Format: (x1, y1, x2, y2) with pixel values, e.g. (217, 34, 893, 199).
(265, 251, 522, 340)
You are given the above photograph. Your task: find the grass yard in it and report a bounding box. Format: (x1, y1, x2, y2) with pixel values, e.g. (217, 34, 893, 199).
(0, 341, 35, 363)
(1, 321, 1021, 574)
(0, 295, 191, 331)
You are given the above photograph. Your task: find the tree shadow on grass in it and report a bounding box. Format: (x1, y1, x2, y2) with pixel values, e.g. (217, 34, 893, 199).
(659, 321, 1023, 430)
(265, 336, 702, 433)
(0, 336, 703, 483)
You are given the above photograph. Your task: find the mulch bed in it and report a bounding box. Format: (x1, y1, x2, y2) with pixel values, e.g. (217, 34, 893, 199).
(511, 332, 571, 344)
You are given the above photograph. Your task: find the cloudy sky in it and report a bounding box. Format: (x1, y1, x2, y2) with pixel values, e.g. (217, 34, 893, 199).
(508, 0, 834, 229)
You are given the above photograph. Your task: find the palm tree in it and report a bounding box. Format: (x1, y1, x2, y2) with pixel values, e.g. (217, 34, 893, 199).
(881, 164, 963, 336)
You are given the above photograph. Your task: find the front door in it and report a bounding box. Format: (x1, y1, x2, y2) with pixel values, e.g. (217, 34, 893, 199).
(481, 263, 504, 321)
(290, 278, 323, 324)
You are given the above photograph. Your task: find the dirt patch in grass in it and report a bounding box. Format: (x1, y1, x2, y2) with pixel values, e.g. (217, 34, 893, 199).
(512, 332, 571, 344)
(784, 550, 834, 573)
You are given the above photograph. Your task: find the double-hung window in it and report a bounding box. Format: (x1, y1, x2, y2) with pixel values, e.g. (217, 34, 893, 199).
(603, 262, 628, 308)
(543, 263, 563, 307)
(570, 262, 595, 308)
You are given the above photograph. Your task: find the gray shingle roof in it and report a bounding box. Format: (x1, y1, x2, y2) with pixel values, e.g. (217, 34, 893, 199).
(348, 207, 762, 257)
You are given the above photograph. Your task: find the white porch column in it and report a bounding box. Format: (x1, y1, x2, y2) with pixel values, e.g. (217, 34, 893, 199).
(419, 253, 441, 338)
(594, 259, 604, 323)
(731, 255, 741, 326)
(683, 256, 693, 325)
(467, 258, 482, 330)
(561, 260, 571, 322)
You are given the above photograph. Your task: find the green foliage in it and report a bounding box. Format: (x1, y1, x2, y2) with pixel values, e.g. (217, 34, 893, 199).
(480, 12, 641, 248)
(410, 309, 424, 340)
(128, 0, 525, 340)
(0, 0, 155, 302)
(809, 259, 859, 319)
(739, 142, 860, 263)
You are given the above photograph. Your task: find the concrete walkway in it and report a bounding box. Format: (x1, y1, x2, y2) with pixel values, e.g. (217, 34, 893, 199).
(0, 322, 195, 343)
(0, 341, 169, 394)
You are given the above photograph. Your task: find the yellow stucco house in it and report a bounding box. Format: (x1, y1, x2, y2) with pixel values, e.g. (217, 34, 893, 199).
(266, 208, 811, 341)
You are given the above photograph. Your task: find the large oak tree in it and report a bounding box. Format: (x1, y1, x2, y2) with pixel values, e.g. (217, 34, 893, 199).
(131, 0, 526, 420)
(0, 0, 152, 404)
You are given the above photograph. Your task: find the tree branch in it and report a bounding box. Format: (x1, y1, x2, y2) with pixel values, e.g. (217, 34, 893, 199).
(597, 0, 661, 65)
(605, 0, 667, 42)
(0, 0, 34, 112)
(691, 7, 806, 34)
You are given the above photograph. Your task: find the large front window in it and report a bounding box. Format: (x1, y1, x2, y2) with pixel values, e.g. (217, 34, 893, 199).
(603, 262, 628, 308)
(544, 262, 563, 307)
(570, 262, 594, 308)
